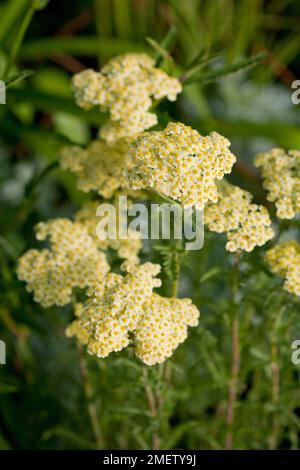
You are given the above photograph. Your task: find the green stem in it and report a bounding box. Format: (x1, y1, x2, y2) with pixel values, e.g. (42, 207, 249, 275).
(77, 342, 103, 449)
(268, 340, 280, 449)
(224, 252, 241, 450)
(142, 368, 160, 450)
(3, 0, 38, 80)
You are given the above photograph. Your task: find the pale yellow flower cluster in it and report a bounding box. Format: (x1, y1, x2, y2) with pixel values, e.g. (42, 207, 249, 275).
(60, 139, 130, 199)
(266, 241, 300, 296)
(66, 303, 90, 345)
(80, 263, 162, 358)
(126, 122, 236, 209)
(255, 148, 300, 219)
(205, 181, 274, 252)
(78, 262, 200, 364)
(17, 219, 109, 307)
(72, 53, 182, 143)
(135, 293, 199, 366)
(74, 200, 142, 264)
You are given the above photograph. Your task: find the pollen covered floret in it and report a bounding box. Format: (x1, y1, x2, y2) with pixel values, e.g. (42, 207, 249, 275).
(17, 219, 109, 307)
(254, 148, 300, 219)
(72, 53, 182, 142)
(205, 181, 274, 252)
(266, 241, 300, 296)
(126, 122, 236, 209)
(134, 294, 200, 366)
(60, 139, 130, 199)
(75, 200, 142, 264)
(80, 262, 162, 358)
(66, 303, 90, 345)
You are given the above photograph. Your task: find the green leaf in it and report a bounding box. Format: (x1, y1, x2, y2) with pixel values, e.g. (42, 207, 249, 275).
(156, 25, 177, 65)
(0, 0, 28, 43)
(179, 50, 224, 82)
(20, 37, 150, 60)
(7, 88, 106, 126)
(146, 37, 173, 66)
(185, 52, 267, 85)
(42, 428, 95, 449)
(32, 0, 50, 10)
(5, 69, 33, 88)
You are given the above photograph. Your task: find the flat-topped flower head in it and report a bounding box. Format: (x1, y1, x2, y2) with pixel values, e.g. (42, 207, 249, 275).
(266, 241, 300, 296)
(60, 139, 130, 199)
(255, 148, 300, 219)
(75, 199, 142, 264)
(126, 122, 236, 209)
(205, 181, 274, 252)
(135, 293, 200, 366)
(80, 262, 162, 358)
(17, 219, 109, 307)
(72, 53, 182, 143)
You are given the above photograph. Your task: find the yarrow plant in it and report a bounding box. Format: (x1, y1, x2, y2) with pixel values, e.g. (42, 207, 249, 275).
(15, 49, 300, 451)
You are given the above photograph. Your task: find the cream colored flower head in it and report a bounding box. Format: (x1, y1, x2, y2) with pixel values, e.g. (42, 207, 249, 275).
(255, 148, 300, 219)
(60, 138, 131, 199)
(75, 199, 142, 264)
(17, 219, 109, 307)
(126, 122, 236, 209)
(205, 181, 274, 252)
(72, 53, 182, 143)
(135, 293, 200, 366)
(66, 303, 90, 345)
(266, 241, 300, 296)
(80, 262, 162, 359)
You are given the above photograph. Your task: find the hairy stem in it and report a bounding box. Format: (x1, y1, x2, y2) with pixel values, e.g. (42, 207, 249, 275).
(224, 316, 240, 450)
(143, 368, 160, 450)
(224, 253, 241, 450)
(77, 342, 103, 449)
(268, 341, 280, 449)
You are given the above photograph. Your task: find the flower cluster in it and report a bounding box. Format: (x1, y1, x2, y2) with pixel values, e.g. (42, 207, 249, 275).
(60, 139, 130, 199)
(75, 200, 142, 264)
(17, 219, 109, 307)
(135, 294, 200, 366)
(266, 241, 300, 296)
(255, 148, 300, 219)
(126, 122, 236, 209)
(66, 303, 90, 345)
(205, 181, 274, 252)
(80, 263, 162, 358)
(77, 262, 200, 365)
(72, 53, 182, 143)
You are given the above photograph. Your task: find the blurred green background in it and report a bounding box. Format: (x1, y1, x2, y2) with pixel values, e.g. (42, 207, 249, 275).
(0, 0, 300, 450)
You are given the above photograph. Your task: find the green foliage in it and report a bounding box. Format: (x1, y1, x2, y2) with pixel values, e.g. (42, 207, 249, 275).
(0, 0, 300, 452)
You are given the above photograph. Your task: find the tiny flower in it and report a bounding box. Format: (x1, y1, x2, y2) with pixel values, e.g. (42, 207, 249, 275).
(72, 53, 182, 142)
(126, 122, 236, 209)
(60, 139, 131, 199)
(80, 262, 162, 359)
(255, 148, 300, 219)
(74, 198, 142, 264)
(205, 180, 274, 252)
(66, 303, 90, 345)
(135, 293, 200, 366)
(266, 241, 300, 296)
(17, 219, 109, 307)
